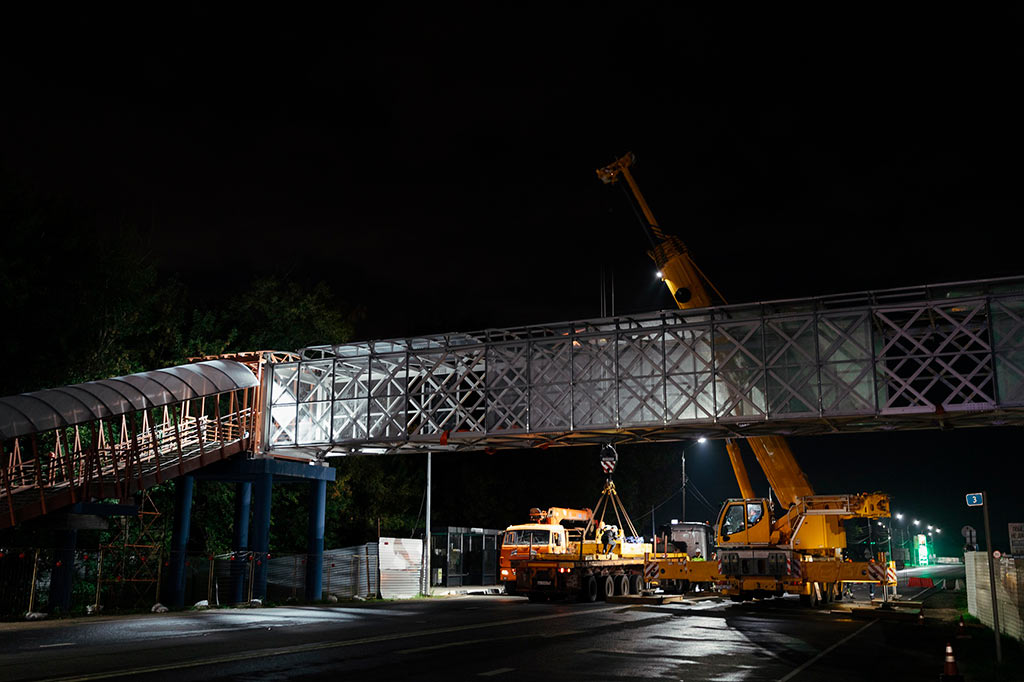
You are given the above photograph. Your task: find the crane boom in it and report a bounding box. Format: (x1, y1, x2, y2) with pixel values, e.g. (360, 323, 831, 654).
(598, 152, 811, 507)
(597, 152, 716, 310)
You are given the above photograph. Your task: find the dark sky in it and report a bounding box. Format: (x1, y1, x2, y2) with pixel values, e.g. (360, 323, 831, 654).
(2, 6, 1021, 548)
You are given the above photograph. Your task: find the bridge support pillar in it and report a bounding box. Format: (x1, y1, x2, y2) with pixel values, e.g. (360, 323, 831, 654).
(48, 528, 77, 614)
(251, 471, 273, 600)
(169, 474, 194, 609)
(305, 479, 327, 601)
(231, 481, 252, 603)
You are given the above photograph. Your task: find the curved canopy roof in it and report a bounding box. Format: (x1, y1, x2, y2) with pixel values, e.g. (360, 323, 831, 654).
(0, 360, 259, 441)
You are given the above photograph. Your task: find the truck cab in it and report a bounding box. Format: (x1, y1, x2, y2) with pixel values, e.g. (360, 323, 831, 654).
(499, 522, 572, 592)
(658, 521, 716, 558)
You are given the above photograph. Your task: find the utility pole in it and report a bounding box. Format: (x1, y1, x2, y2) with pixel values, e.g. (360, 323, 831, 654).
(680, 449, 686, 523)
(423, 452, 432, 595)
(981, 491, 1002, 664)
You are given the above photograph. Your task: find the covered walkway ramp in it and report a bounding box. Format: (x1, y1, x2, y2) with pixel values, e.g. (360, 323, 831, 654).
(0, 360, 260, 528)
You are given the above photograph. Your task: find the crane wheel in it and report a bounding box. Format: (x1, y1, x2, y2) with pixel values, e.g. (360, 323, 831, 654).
(804, 584, 820, 608)
(579, 575, 598, 603)
(628, 574, 641, 595)
(615, 574, 630, 596)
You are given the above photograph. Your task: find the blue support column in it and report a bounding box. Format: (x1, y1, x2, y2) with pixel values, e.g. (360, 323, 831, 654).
(250, 471, 273, 600)
(48, 528, 77, 614)
(231, 481, 252, 604)
(305, 479, 327, 602)
(169, 475, 194, 609)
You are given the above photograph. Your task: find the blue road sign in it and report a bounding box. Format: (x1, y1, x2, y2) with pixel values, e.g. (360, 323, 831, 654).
(966, 492, 984, 507)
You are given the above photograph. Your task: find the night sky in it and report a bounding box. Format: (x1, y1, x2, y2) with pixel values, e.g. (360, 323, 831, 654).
(2, 7, 1021, 549)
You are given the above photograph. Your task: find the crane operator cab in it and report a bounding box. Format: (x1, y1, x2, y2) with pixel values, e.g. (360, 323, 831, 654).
(717, 499, 772, 546)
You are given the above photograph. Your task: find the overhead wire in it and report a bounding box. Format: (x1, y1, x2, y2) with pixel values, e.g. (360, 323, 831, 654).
(685, 480, 719, 516)
(632, 485, 684, 523)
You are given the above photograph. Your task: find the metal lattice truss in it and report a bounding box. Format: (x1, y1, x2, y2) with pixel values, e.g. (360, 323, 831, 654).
(265, 278, 1024, 455)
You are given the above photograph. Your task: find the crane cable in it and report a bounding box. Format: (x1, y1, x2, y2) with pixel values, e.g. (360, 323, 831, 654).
(618, 180, 660, 251)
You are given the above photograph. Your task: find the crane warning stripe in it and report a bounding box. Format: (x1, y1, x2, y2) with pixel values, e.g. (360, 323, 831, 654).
(644, 561, 659, 580)
(867, 564, 886, 582)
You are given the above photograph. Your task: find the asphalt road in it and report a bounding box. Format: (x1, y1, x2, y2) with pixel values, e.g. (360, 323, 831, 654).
(0, 573, 969, 682)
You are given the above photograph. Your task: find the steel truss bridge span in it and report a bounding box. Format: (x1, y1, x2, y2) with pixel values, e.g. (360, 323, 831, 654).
(264, 277, 1024, 457)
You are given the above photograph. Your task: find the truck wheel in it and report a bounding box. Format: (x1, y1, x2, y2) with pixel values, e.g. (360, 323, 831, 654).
(615, 574, 630, 596)
(599, 575, 614, 601)
(579, 575, 598, 603)
(628, 574, 641, 595)
(527, 592, 546, 603)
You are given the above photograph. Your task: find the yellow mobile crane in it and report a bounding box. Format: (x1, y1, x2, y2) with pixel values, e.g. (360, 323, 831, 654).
(598, 152, 895, 605)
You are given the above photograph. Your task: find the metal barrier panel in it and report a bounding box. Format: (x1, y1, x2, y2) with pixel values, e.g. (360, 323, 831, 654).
(265, 279, 1024, 453)
(378, 538, 422, 599)
(265, 544, 379, 600)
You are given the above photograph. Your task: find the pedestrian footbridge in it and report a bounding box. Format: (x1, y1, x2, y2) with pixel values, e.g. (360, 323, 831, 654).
(263, 276, 1024, 457)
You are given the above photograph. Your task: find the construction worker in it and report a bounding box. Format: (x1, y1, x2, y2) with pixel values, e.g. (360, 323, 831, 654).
(691, 549, 705, 561)
(601, 526, 616, 556)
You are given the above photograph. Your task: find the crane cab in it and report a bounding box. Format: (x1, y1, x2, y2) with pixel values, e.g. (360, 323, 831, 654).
(716, 498, 773, 546)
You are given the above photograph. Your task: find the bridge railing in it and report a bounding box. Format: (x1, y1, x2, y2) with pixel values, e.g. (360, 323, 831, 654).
(1, 395, 256, 529)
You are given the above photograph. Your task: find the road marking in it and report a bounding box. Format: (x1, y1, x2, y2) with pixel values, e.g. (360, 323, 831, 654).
(38, 643, 76, 648)
(38, 606, 625, 682)
(776, 619, 876, 682)
(397, 629, 581, 654)
(478, 668, 514, 677)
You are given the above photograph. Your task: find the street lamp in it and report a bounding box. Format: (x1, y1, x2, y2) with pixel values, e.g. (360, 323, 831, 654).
(680, 437, 707, 522)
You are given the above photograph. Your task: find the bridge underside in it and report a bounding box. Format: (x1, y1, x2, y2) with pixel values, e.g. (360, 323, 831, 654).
(265, 277, 1024, 456)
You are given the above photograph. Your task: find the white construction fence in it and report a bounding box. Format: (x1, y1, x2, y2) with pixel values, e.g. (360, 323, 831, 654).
(966, 551, 1024, 641)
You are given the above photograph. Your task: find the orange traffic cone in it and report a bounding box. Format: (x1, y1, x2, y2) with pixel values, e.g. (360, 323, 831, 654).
(917, 611, 924, 625)
(939, 642, 963, 680)
(956, 614, 970, 639)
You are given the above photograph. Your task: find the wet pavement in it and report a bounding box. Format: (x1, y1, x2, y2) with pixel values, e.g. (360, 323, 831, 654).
(0, 563, 1018, 681)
